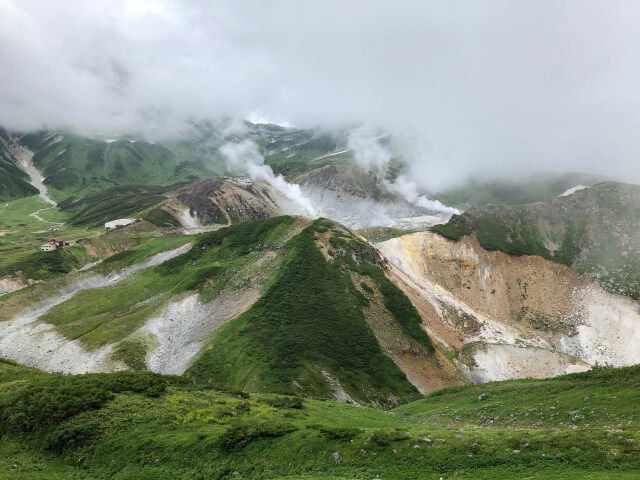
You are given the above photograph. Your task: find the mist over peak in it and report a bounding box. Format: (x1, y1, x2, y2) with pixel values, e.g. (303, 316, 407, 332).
(2, 1, 640, 187)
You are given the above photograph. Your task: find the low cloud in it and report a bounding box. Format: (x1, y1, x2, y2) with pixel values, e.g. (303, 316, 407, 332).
(348, 127, 460, 214)
(346, 127, 391, 172)
(2, 1, 640, 186)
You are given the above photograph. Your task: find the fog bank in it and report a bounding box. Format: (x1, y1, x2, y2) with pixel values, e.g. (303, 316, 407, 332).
(2, 1, 640, 187)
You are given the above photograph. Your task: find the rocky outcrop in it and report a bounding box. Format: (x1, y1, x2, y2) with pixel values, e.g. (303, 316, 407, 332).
(141, 288, 262, 375)
(354, 273, 465, 394)
(377, 231, 640, 383)
(163, 177, 299, 230)
(0, 276, 27, 297)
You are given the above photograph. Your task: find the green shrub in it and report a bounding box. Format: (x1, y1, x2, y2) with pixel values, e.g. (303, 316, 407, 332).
(0, 371, 169, 435)
(143, 207, 181, 227)
(180, 265, 225, 291)
(429, 223, 470, 241)
(263, 396, 304, 409)
(360, 281, 374, 294)
(217, 422, 298, 452)
(103, 250, 136, 264)
(317, 426, 363, 440)
(0, 248, 82, 280)
(370, 429, 410, 445)
(42, 418, 100, 452)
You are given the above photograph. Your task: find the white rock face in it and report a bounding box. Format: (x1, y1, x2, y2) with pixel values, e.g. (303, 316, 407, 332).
(376, 231, 640, 383)
(556, 284, 640, 367)
(177, 207, 202, 230)
(12, 142, 57, 206)
(1, 323, 119, 374)
(462, 344, 590, 383)
(141, 289, 261, 374)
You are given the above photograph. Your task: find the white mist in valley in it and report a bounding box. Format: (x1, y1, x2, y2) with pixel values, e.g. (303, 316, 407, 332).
(347, 127, 460, 216)
(220, 139, 318, 217)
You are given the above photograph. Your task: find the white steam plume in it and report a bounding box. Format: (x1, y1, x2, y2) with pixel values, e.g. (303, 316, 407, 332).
(220, 140, 318, 217)
(347, 127, 391, 171)
(385, 176, 460, 215)
(347, 127, 460, 215)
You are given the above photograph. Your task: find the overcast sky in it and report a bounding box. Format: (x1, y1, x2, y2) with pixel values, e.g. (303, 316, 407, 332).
(2, 0, 640, 185)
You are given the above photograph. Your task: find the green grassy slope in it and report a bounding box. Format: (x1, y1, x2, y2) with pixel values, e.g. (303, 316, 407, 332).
(57, 184, 170, 227)
(0, 246, 85, 281)
(186, 218, 432, 407)
(0, 207, 174, 288)
(0, 197, 93, 284)
(432, 181, 640, 299)
(7, 123, 354, 216)
(2, 215, 434, 404)
(163, 121, 353, 180)
(34, 218, 295, 353)
(19, 132, 210, 202)
(1, 359, 638, 479)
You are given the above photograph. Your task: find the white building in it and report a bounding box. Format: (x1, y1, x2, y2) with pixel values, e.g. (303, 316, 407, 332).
(41, 244, 56, 251)
(231, 176, 253, 186)
(105, 218, 138, 229)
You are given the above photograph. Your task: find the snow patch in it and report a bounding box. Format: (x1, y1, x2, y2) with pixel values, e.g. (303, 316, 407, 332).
(43, 134, 63, 147)
(560, 185, 589, 197)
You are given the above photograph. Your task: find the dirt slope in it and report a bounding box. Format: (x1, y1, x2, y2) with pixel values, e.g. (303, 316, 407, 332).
(377, 231, 640, 382)
(163, 177, 299, 231)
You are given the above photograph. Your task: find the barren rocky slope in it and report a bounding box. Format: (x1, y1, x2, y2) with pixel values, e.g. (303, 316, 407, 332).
(377, 230, 640, 382)
(162, 177, 300, 231)
(300, 164, 450, 229)
(0, 130, 39, 201)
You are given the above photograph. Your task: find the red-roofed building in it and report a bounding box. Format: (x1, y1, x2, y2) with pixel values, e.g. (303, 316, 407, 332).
(50, 238, 70, 247)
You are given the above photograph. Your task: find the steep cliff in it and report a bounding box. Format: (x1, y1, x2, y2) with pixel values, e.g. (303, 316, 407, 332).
(377, 231, 640, 382)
